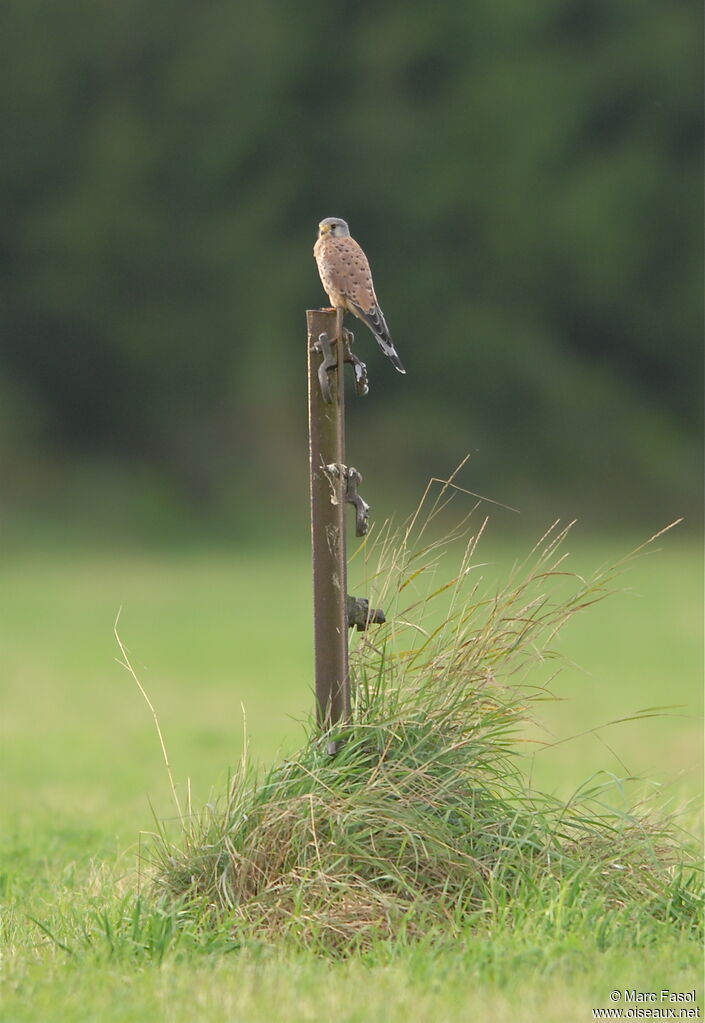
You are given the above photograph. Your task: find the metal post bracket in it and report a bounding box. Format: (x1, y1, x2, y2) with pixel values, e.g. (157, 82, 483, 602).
(343, 466, 370, 536)
(346, 595, 386, 631)
(313, 331, 337, 404)
(313, 328, 369, 403)
(342, 329, 369, 397)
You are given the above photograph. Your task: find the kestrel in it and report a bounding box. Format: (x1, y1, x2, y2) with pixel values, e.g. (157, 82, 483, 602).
(314, 217, 406, 374)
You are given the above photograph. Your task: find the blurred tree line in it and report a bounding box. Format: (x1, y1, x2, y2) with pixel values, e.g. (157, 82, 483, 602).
(1, 0, 701, 532)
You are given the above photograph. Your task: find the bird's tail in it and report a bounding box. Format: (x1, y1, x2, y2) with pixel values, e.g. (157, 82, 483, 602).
(353, 302, 406, 374)
(377, 336, 406, 374)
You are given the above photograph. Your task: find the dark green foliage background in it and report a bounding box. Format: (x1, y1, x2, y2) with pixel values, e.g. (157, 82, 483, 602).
(1, 0, 701, 525)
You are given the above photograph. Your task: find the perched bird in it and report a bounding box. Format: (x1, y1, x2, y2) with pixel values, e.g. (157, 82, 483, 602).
(314, 217, 406, 374)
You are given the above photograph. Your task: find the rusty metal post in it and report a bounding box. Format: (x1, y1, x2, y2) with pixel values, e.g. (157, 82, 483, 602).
(307, 308, 350, 730)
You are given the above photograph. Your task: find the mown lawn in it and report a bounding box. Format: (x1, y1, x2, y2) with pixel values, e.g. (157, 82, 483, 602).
(0, 525, 702, 1022)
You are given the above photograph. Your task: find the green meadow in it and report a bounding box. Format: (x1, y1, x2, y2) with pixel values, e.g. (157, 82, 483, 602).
(1, 524, 702, 1022)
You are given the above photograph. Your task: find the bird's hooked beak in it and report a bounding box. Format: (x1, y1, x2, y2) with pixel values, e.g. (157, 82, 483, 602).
(318, 222, 332, 236)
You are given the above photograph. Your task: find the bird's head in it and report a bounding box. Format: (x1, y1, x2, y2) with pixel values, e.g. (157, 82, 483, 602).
(318, 217, 350, 239)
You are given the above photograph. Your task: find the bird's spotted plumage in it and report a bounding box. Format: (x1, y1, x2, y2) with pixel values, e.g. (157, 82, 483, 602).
(314, 217, 406, 374)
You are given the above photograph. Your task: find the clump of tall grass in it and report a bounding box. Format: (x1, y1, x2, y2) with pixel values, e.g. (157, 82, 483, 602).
(149, 475, 701, 952)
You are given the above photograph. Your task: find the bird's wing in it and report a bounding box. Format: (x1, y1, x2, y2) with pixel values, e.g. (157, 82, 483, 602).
(330, 236, 377, 313)
(336, 238, 406, 373)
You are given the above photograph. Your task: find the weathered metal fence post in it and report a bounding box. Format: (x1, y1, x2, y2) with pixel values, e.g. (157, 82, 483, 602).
(307, 309, 349, 730)
(307, 309, 384, 743)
